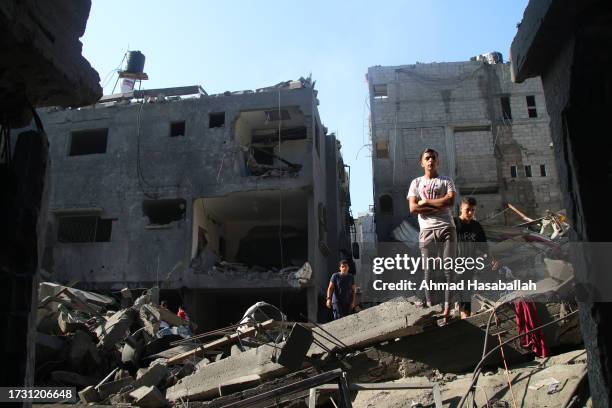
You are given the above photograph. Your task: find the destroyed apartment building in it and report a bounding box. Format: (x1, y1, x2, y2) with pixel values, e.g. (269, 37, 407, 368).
(34, 77, 353, 328)
(367, 54, 563, 241)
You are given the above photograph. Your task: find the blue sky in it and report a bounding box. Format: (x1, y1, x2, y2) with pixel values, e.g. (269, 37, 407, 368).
(82, 1, 528, 214)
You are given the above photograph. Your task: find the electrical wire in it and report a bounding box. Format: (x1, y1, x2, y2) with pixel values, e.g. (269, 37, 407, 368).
(479, 207, 511, 224)
(392, 95, 398, 186)
(457, 309, 579, 408)
(135, 99, 180, 198)
(108, 50, 129, 94)
(469, 299, 515, 405)
(494, 311, 518, 408)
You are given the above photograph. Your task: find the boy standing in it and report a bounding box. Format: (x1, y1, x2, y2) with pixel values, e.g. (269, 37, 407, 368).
(454, 197, 491, 318)
(326, 260, 356, 320)
(407, 148, 457, 318)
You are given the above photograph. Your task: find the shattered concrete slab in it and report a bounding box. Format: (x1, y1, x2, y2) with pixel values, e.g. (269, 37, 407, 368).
(139, 303, 188, 337)
(218, 374, 261, 396)
(307, 299, 433, 354)
(95, 308, 135, 349)
(166, 299, 437, 401)
(352, 353, 587, 407)
(338, 302, 581, 384)
(129, 385, 166, 408)
(96, 375, 134, 400)
(39, 282, 116, 308)
(133, 364, 168, 389)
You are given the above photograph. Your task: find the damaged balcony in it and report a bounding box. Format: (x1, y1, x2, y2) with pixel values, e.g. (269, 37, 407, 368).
(233, 107, 311, 184)
(189, 190, 312, 290)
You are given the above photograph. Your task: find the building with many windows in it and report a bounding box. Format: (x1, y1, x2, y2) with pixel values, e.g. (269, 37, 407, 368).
(367, 54, 562, 241)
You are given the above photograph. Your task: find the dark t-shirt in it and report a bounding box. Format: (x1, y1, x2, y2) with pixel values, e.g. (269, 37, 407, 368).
(454, 217, 488, 258)
(330, 272, 354, 305)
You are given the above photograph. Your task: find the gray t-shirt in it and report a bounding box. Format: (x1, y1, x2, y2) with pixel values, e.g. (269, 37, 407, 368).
(407, 176, 456, 230)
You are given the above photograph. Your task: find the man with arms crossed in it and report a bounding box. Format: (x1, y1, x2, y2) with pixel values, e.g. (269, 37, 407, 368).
(408, 148, 457, 319)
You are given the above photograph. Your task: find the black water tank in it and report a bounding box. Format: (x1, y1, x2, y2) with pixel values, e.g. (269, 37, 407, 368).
(125, 51, 145, 73)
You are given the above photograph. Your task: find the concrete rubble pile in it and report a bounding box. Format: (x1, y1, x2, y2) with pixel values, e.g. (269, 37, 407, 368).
(190, 258, 313, 288)
(35, 283, 195, 407)
(352, 349, 588, 407)
(33, 257, 584, 407)
(161, 298, 582, 407)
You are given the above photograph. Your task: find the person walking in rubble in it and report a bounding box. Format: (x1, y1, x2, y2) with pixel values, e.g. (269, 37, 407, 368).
(408, 148, 457, 320)
(326, 259, 356, 319)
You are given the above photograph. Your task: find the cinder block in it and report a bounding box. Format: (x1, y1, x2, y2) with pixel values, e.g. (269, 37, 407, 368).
(133, 364, 168, 389)
(129, 386, 166, 408)
(78, 385, 100, 404)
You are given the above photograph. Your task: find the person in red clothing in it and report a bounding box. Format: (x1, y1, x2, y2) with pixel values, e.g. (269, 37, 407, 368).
(177, 305, 190, 321)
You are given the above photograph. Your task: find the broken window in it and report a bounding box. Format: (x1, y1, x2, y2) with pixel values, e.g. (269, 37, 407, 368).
(170, 121, 186, 137)
(540, 164, 547, 177)
(142, 198, 186, 225)
(379, 195, 393, 214)
(373, 84, 388, 99)
(525, 165, 532, 178)
(235, 108, 306, 176)
(500, 97, 512, 120)
(69, 129, 108, 156)
(526, 95, 538, 118)
(209, 112, 225, 128)
(376, 140, 389, 159)
(57, 215, 112, 243)
(265, 109, 290, 122)
(510, 165, 518, 178)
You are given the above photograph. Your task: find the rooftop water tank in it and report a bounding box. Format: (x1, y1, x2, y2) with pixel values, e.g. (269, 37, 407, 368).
(125, 51, 146, 74)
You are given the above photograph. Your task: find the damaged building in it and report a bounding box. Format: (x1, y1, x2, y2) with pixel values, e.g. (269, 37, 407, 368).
(35, 77, 352, 327)
(367, 57, 563, 241)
